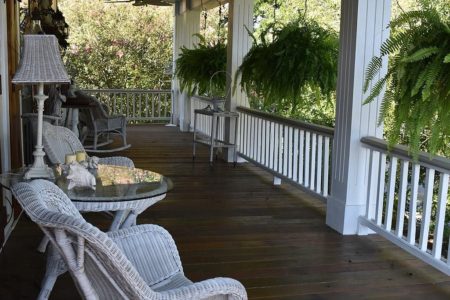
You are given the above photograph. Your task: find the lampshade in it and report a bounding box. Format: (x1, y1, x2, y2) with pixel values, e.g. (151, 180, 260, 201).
(12, 34, 70, 85)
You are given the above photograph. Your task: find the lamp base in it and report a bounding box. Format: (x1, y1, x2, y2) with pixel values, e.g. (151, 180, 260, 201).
(24, 165, 54, 180)
(23, 83, 54, 180)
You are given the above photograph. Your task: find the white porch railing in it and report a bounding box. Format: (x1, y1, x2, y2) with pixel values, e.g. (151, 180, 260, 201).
(237, 107, 334, 200)
(81, 89, 172, 123)
(361, 137, 450, 275)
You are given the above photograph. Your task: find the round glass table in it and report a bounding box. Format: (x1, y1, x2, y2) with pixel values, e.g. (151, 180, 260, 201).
(0, 164, 173, 228)
(0, 164, 173, 298)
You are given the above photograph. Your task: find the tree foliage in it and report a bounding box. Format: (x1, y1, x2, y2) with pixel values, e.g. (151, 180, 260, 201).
(59, 0, 173, 89)
(364, 6, 450, 156)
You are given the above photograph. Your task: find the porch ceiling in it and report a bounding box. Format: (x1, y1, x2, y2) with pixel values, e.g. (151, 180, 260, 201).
(1, 125, 450, 299)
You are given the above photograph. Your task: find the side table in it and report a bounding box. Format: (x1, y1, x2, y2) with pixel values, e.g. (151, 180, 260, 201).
(193, 108, 239, 165)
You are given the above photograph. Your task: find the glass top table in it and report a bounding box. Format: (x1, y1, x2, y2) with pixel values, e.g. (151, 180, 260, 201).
(0, 164, 173, 203)
(0, 164, 173, 298)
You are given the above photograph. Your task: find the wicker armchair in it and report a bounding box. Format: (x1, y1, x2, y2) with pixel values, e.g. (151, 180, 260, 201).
(42, 121, 133, 168)
(12, 180, 247, 300)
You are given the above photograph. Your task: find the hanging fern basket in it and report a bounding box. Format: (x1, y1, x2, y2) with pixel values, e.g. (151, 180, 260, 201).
(364, 8, 450, 156)
(236, 18, 339, 111)
(175, 34, 227, 97)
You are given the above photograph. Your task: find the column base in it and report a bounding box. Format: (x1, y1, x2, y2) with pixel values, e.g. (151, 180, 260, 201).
(179, 119, 191, 132)
(326, 196, 366, 235)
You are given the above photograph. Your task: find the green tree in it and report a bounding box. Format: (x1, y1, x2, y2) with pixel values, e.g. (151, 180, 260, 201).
(59, 0, 173, 89)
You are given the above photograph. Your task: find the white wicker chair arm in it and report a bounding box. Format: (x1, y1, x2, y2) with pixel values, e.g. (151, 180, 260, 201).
(98, 156, 134, 168)
(108, 224, 184, 287)
(159, 277, 248, 300)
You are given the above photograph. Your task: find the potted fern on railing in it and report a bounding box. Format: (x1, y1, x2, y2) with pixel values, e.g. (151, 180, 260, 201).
(175, 34, 227, 97)
(236, 17, 339, 113)
(364, 7, 450, 156)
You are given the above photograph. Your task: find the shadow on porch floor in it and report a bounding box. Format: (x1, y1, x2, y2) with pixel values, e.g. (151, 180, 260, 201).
(1, 124, 450, 299)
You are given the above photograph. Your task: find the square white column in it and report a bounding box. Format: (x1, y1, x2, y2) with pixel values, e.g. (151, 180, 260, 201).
(326, 0, 391, 234)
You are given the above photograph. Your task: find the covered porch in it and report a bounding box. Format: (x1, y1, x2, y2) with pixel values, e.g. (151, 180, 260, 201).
(1, 124, 450, 299)
(1, 0, 450, 298)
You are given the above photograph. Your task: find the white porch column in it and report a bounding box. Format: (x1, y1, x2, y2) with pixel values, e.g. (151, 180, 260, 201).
(226, 0, 253, 110)
(224, 0, 253, 161)
(0, 0, 13, 250)
(0, 1, 11, 173)
(173, 8, 200, 132)
(326, 0, 391, 234)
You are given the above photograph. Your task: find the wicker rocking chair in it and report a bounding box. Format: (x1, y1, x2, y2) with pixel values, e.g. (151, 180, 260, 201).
(72, 90, 131, 153)
(12, 180, 247, 300)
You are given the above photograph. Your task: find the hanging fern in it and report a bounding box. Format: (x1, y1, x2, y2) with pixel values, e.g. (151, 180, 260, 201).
(175, 34, 227, 96)
(236, 17, 338, 111)
(364, 7, 450, 156)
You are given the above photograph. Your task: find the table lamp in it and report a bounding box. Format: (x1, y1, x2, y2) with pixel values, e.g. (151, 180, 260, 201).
(12, 35, 70, 179)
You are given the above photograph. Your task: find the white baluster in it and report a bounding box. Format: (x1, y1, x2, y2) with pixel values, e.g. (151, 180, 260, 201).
(407, 164, 420, 245)
(323, 137, 330, 197)
(376, 153, 387, 226)
(419, 168, 435, 251)
(385, 157, 398, 232)
(432, 173, 449, 259)
(293, 128, 299, 182)
(316, 135, 323, 194)
(304, 132, 310, 187)
(311, 133, 317, 189)
(396, 160, 409, 238)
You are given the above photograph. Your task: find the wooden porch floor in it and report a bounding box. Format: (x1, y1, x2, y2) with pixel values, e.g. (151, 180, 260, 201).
(1, 125, 450, 299)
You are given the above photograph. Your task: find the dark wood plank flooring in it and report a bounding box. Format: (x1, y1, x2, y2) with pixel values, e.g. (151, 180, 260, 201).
(1, 124, 450, 299)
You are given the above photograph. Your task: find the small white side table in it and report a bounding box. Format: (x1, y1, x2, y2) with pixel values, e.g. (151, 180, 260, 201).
(193, 108, 239, 165)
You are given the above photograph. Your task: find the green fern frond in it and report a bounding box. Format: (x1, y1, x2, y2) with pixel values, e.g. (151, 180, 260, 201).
(424, 56, 443, 88)
(192, 33, 206, 44)
(380, 31, 411, 57)
(444, 53, 450, 63)
(364, 76, 388, 104)
(389, 9, 441, 28)
(401, 47, 439, 63)
(411, 68, 428, 97)
(378, 90, 393, 126)
(363, 56, 382, 92)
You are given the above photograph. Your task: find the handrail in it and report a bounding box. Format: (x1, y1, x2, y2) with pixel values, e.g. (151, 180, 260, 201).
(81, 89, 171, 94)
(80, 89, 172, 123)
(191, 95, 211, 102)
(361, 136, 450, 173)
(237, 106, 334, 137)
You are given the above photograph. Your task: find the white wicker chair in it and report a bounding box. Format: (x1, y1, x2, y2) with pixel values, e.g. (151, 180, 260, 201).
(42, 121, 134, 168)
(12, 180, 247, 300)
(42, 120, 137, 233)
